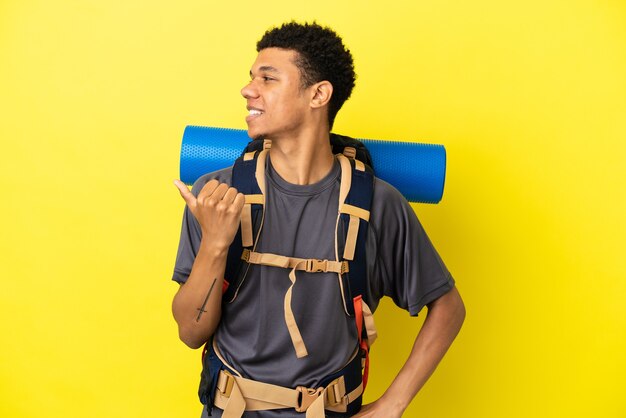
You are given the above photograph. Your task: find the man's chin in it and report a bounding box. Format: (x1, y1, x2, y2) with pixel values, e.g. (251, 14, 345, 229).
(246, 128, 265, 141)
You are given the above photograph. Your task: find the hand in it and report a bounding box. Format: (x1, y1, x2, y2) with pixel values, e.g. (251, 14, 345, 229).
(352, 398, 405, 418)
(174, 179, 245, 251)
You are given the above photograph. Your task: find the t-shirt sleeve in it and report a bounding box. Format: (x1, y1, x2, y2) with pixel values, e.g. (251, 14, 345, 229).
(171, 168, 233, 284)
(366, 178, 455, 316)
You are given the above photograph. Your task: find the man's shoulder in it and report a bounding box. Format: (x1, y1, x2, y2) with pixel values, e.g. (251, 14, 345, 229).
(369, 174, 415, 229)
(190, 166, 234, 196)
(371, 175, 407, 207)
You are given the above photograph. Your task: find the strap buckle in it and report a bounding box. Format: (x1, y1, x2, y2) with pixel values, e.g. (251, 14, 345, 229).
(216, 371, 235, 398)
(241, 248, 251, 262)
(295, 386, 323, 412)
(305, 259, 328, 273)
(324, 377, 345, 407)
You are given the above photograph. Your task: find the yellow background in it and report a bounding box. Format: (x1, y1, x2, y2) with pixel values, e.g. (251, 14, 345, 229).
(1, 1, 625, 417)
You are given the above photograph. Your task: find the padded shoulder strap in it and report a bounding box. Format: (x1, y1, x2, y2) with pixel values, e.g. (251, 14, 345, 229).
(223, 149, 267, 302)
(336, 154, 374, 315)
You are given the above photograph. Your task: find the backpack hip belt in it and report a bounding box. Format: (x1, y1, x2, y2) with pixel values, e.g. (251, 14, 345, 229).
(211, 340, 364, 418)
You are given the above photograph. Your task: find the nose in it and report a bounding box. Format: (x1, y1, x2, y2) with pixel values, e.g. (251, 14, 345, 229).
(241, 79, 259, 99)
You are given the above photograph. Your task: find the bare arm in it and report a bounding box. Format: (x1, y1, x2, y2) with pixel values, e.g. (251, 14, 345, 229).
(171, 179, 245, 349)
(354, 286, 466, 417)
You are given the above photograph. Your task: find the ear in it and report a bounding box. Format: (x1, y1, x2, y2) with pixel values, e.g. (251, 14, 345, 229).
(310, 81, 333, 109)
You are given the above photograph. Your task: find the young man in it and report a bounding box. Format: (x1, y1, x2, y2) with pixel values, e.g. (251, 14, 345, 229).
(172, 22, 465, 418)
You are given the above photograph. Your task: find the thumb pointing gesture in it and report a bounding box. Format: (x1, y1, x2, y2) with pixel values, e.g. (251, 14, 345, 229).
(173, 179, 198, 209)
(173, 178, 245, 251)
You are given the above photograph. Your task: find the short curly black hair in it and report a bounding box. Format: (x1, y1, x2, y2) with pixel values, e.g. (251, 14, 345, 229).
(256, 21, 356, 129)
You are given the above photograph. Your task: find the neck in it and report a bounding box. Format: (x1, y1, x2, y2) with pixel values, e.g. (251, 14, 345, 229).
(267, 125, 334, 185)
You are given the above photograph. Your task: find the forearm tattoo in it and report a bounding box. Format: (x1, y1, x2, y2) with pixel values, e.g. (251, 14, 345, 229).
(195, 278, 217, 322)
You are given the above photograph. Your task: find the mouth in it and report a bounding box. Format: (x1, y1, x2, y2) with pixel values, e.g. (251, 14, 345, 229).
(246, 107, 264, 123)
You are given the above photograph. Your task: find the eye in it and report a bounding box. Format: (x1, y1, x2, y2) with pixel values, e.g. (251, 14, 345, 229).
(262, 76, 275, 82)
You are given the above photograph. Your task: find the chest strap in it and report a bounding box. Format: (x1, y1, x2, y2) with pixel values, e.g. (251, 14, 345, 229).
(242, 249, 349, 274)
(242, 249, 349, 358)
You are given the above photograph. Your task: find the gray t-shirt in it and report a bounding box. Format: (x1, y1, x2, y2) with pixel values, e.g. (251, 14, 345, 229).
(172, 156, 455, 417)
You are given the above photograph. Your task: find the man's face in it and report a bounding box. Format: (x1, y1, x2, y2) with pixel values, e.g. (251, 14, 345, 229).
(241, 47, 312, 140)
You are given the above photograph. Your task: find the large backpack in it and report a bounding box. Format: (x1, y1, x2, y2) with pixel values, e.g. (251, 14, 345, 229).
(199, 133, 378, 417)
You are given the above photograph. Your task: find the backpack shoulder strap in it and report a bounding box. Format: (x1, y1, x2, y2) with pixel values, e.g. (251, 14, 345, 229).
(223, 148, 268, 302)
(335, 154, 374, 314)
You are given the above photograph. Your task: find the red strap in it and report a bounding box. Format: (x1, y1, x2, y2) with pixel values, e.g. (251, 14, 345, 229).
(353, 295, 363, 344)
(353, 295, 370, 389)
